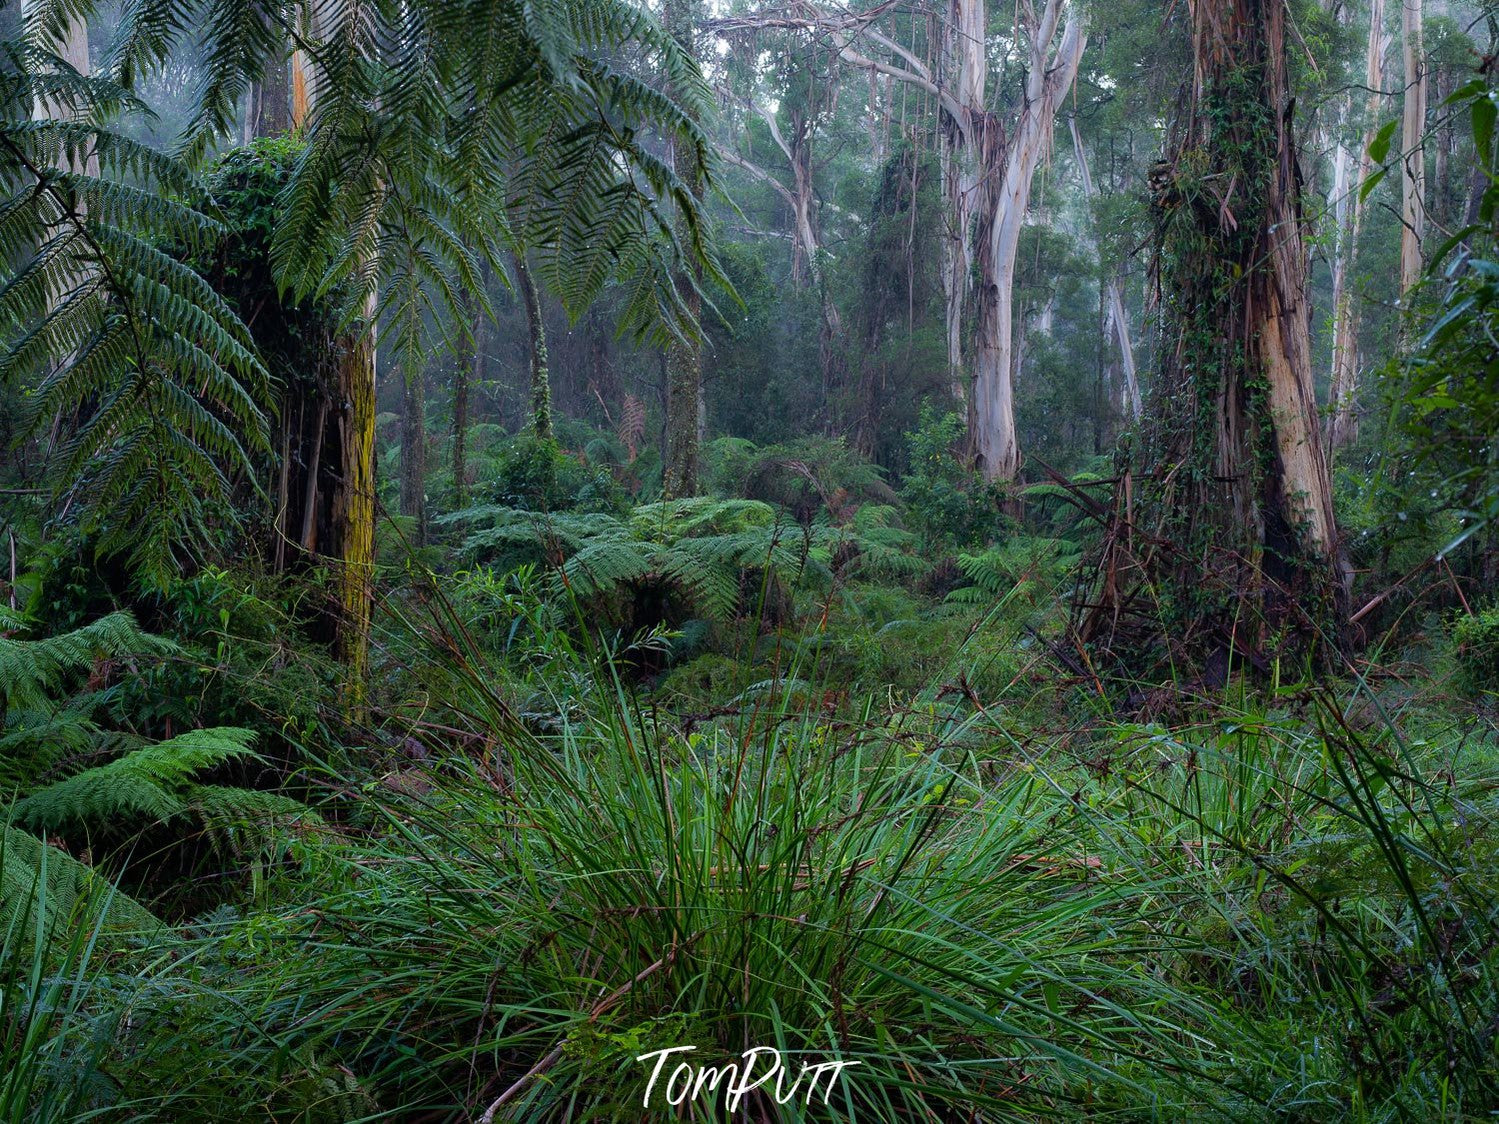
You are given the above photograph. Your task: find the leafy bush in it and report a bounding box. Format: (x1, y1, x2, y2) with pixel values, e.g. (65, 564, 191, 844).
(487, 434, 625, 513)
(1452, 605, 1499, 697)
(897, 407, 1005, 550)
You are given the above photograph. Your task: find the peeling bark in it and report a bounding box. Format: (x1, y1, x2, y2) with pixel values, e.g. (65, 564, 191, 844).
(970, 6, 1086, 482)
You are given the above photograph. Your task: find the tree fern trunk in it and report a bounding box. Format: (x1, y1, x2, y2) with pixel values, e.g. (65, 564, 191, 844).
(513, 253, 553, 441)
(399, 363, 427, 543)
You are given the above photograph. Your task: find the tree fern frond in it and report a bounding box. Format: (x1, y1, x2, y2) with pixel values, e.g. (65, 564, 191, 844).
(12, 727, 260, 833)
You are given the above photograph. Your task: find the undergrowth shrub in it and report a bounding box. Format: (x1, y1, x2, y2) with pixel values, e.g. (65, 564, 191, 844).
(1452, 605, 1499, 697)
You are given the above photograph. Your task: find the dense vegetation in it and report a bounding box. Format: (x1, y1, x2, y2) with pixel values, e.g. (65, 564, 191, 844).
(2, 0, 1498, 1118)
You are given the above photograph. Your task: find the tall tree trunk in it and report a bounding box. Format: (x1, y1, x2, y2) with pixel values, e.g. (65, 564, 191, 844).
(937, 0, 986, 406)
(1070, 115, 1141, 421)
(662, 0, 704, 499)
(291, 15, 378, 710)
(332, 311, 377, 697)
(399, 363, 426, 542)
(1094, 0, 1341, 665)
(1327, 0, 1387, 449)
(1399, 0, 1426, 297)
(970, 5, 1085, 482)
(453, 295, 478, 509)
(512, 254, 552, 441)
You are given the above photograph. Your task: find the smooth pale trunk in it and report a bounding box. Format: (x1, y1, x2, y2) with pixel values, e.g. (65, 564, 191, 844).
(1399, 0, 1425, 296)
(972, 178, 1027, 481)
(971, 12, 1085, 482)
(1069, 115, 1141, 420)
(1327, 0, 1387, 448)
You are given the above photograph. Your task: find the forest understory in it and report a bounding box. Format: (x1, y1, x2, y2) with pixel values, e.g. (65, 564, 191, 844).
(3, 0, 1499, 1118)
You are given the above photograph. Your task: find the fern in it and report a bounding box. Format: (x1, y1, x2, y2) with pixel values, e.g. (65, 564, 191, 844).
(1, 39, 270, 585)
(0, 609, 172, 715)
(1, 615, 311, 870)
(449, 498, 829, 623)
(947, 537, 1082, 605)
(12, 727, 259, 832)
(1, 825, 161, 937)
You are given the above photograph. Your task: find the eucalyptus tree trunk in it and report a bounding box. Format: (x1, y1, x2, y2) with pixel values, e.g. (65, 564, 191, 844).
(1069, 114, 1141, 422)
(512, 253, 553, 441)
(1109, 0, 1341, 662)
(800, 0, 1085, 475)
(970, 5, 1085, 482)
(662, 0, 703, 499)
(1398, 0, 1426, 297)
(1327, 0, 1387, 449)
(937, 0, 987, 406)
(29, 7, 93, 139)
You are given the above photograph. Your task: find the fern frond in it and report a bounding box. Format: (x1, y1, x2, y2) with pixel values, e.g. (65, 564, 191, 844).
(1, 825, 162, 938)
(12, 727, 260, 833)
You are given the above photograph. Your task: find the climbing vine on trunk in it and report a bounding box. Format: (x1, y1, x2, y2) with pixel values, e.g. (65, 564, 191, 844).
(1076, 0, 1343, 680)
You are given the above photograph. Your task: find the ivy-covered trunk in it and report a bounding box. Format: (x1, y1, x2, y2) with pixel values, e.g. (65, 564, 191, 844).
(512, 253, 552, 441)
(1083, 0, 1341, 673)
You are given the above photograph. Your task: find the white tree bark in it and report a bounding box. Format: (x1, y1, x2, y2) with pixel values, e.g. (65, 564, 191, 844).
(1069, 114, 1141, 421)
(971, 6, 1086, 482)
(1327, 0, 1387, 449)
(1399, 0, 1425, 296)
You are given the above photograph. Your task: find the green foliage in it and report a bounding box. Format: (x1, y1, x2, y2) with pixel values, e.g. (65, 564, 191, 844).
(1393, 252, 1499, 553)
(1, 825, 160, 941)
(704, 434, 892, 522)
(486, 433, 624, 514)
(1452, 605, 1499, 697)
(447, 496, 828, 625)
(13, 726, 258, 833)
(1, 610, 314, 908)
(0, 38, 269, 586)
(0, 836, 162, 1123)
(947, 536, 1082, 609)
(897, 408, 1004, 550)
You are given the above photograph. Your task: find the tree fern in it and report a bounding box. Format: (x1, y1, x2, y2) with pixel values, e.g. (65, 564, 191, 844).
(1, 613, 313, 871)
(947, 537, 1082, 606)
(0, 39, 270, 585)
(1, 825, 161, 937)
(0, 608, 172, 716)
(12, 727, 259, 833)
(448, 498, 830, 623)
(77, 0, 729, 372)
